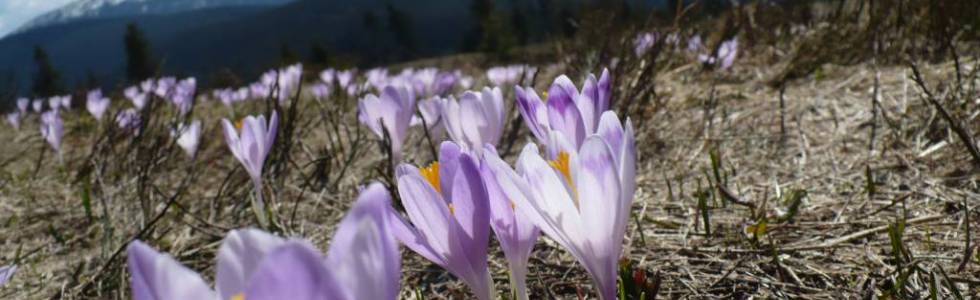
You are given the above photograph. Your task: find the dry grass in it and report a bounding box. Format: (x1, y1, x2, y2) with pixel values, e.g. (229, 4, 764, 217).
(1, 34, 979, 300)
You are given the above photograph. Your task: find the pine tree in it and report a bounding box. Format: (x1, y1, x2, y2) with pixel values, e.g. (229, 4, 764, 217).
(310, 43, 330, 67)
(280, 43, 299, 65)
(32, 46, 63, 97)
(386, 4, 416, 58)
(124, 23, 157, 82)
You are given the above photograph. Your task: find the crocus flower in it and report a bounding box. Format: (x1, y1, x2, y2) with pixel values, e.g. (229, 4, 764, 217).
(480, 146, 539, 300)
(174, 120, 202, 159)
(386, 142, 495, 300)
(5, 112, 19, 129)
(358, 85, 415, 163)
(310, 83, 331, 100)
(32, 99, 43, 113)
(116, 108, 142, 135)
(16, 98, 29, 114)
(687, 35, 703, 52)
(634, 31, 658, 57)
(320, 69, 336, 86)
(127, 183, 398, 300)
(40, 110, 63, 156)
(487, 65, 535, 87)
(86, 90, 110, 120)
(486, 131, 634, 300)
(442, 87, 505, 152)
(60, 95, 71, 109)
(222, 111, 278, 222)
(337, 69, 356, 90)
(48, 97, 61, 111)
(412, 97, 446, 141)
(716, 38, 738, 70)
(515, 69, 611, 150)
(170, 78, 196, 116)
(0, 265, 16, 287)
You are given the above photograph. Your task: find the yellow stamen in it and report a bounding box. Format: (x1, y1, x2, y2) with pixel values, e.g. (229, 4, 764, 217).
(548, 152, 572, 183)
(231, 293, 245, 300)
(420, 161, 441, 194)
(541, 91, 549, 101)
(510, 201, 516, 211)
(234, 119, 244, 131)
(448, 203, 455, 215)
(548, 151, 579, 207)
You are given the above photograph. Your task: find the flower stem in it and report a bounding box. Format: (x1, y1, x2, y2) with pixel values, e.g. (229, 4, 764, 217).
(252, 181, 269, 228)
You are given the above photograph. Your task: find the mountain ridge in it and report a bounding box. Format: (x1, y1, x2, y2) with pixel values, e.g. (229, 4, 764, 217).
(13, 0, 296, 34)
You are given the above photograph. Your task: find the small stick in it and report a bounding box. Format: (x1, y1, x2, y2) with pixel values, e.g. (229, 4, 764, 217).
(908, 60, 980, 169)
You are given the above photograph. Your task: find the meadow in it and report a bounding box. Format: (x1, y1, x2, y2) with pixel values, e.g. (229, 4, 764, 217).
(1, 1, 979, 299)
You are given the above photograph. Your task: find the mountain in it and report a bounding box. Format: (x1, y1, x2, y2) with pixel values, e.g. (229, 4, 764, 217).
(0, 0, 479, 96)
(14, 0, 297, 34)
(0, 0, 663, 102)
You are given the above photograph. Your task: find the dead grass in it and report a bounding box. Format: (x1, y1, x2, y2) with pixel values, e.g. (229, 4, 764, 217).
(0, 38, 978, 300)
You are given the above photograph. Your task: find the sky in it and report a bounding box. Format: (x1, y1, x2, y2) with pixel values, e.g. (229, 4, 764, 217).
(0, 0, 76, 38)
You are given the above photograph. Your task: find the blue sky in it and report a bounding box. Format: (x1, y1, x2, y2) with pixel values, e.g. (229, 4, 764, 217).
(0, 0, 76, 38)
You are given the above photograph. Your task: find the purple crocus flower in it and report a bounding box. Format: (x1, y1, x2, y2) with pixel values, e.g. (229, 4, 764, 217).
(480, 146, 539, 300)
(16, 98, 29, 114)
(442, 87, 505, 152)
(386, 142, 495, 300)
(86, 90, 110, 120)
(116, 108, 142, 135)
(0, 265, 16, 287)
(174, 120, 202, 159)
(61, 96, 72, 109)
(5, 112, 20, 130)
(170, 78, 197, 116)
(40, 110, 63, 156)
(32, 99, 43, 113)
(515, 69, 612, 150)
(245, 183, 400, 300)
(127, 182, 399, 300)
(696, 38, 737, 70)
(716, 38, 738, 70)
(486, 130, 635, 300)
(310, 83, 331, 100)
(337, 69, 356, 90)
(634, 31, 659, 57)
(154, 77, 177, 99)
(324, 182, 400, 300)
(140, 79, 155, 93)
(412, 97, 446, 141)
(127, 241, 217, 300)
(320, 69, 336, 86)
(357, 85, 415, 163)
(687, 35, 703, 52)
(48, 97, 61, 111)
(221, 111, 278, 223)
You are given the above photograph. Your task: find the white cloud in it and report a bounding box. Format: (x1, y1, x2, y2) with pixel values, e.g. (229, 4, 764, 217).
(0, 0, 78, 37)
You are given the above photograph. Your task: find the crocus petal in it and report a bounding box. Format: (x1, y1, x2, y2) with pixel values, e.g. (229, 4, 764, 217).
(437, 141, 462, 200)
(509, 144, 583, 259)
(395, 171, 454, 266)
(446, 153, 490, 260)
(327, 183, 400, 300)
(221, 119, 244, 163)
(576, 136, 622, 299)
(127, 241, 215, 300)
(243, 242, 347, 300)
(546, 88, 586, 148)
(0, 265, 16, 287)
(215, 229, 287, 300)
(481, 146, 539, 299)
(514, 86, 550, 143)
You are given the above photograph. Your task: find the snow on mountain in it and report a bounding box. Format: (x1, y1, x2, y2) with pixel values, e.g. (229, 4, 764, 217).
(14, 0, 295, 34)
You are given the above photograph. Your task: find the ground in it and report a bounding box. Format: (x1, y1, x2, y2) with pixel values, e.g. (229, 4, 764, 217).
(0, 49, 978, 299)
